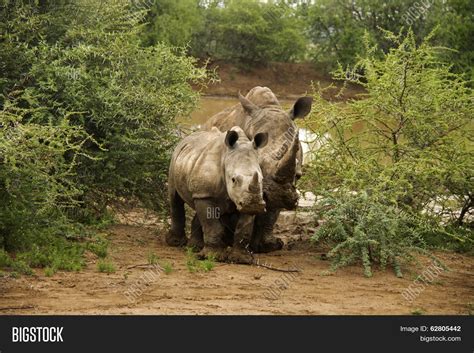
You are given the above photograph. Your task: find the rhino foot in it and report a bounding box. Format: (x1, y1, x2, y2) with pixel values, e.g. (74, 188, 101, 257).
(187, 235, 204, 252)
(197, 247, 227, 262)
(227, 248, 253, 264)
(165, 231, 187, 247)
(252, 236, 283, 253)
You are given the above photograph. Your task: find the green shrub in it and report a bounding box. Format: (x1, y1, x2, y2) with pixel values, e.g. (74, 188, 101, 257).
(0, 249, 11, 267)
(304, 0, 474, 80)
(10, 260, 34, 276)
(313, 191, 440, 277)
(15, 0, 208, 214)
(190, 0, 307, 65)
(87, 235, 109, 259)
(0, 238, 84, 275)
(142, 0, 204, 48)
(0, 0, 209, 271)
(303, 30, 473, 275)
(17, 239, 85, 272)
(0, 110, 91, 252)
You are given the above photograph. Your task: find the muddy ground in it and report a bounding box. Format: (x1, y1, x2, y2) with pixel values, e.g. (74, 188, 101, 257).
(1, 210, 472, 315)
(197, 61, 364, 101)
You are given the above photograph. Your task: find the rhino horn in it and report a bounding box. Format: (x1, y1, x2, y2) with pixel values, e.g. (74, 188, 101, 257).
(274, 135, 299, 183)
(248, 171, 260, 192)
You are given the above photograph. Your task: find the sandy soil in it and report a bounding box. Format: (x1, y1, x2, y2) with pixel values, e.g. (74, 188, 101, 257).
(1, 211, 472, 315)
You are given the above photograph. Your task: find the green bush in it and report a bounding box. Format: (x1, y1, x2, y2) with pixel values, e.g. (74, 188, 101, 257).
(21, 1, 207, 214)
(302, 30, 473, 275)
(0, 249, 11, 267)
(0, 0, 209, 273)
(142, 0, 205, 48)
(87, 235, 109, 258)
(313, 191, 439, 277)
(190, 0, 307, 66)
(17, 239, 85, 271)
(304, 0, 474, 80)
(0, 111, 90, 250)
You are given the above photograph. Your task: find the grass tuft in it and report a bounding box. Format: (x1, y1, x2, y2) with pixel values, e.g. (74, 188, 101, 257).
(97, 260, 116, 274)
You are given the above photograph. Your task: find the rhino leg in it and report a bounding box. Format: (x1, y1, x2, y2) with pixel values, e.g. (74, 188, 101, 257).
(250, 210, 283, 253)
(188, 214, 204, 251)
(166, 190, 187, 247)
(227, 214, 254, 264)
(194, 199, 228, 262)
(220, 213, 237, 247)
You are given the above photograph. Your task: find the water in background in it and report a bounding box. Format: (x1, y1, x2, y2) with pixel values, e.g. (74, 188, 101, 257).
(179, 96, 323, 164)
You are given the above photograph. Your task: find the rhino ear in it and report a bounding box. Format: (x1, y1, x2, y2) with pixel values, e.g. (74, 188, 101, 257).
(289, 96, 313, 120)
(238, 92, 259, 117)
(225, 130, 239, 148)
(253, 132, 268, 149)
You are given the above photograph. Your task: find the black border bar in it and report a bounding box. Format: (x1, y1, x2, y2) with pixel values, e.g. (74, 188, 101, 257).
(0, 315, 472, 353)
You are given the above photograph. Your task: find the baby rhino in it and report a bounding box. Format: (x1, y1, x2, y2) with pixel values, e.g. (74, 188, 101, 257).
(166, 126, 268, 262)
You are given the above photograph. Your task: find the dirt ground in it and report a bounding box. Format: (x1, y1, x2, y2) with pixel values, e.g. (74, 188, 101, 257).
(1, 210, 472, 315)
(196, 61, 364, 101)
(0, 63, 472, 315)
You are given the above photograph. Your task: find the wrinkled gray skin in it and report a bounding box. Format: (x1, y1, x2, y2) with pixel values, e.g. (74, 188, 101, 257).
(166, 126, 268, 263)
(202, 87, 312, 253)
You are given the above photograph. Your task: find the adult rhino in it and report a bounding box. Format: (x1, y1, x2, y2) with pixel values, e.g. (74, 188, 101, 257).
(166, 126, 269, 262)
(202, 86, 312, 253)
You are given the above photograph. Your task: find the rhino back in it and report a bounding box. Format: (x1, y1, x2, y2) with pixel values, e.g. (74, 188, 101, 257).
(202, 103, 246, 132)
(203, 86, 280, 132)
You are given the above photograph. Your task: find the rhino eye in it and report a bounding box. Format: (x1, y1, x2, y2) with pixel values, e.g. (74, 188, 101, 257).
(232, 177, 236, 183)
